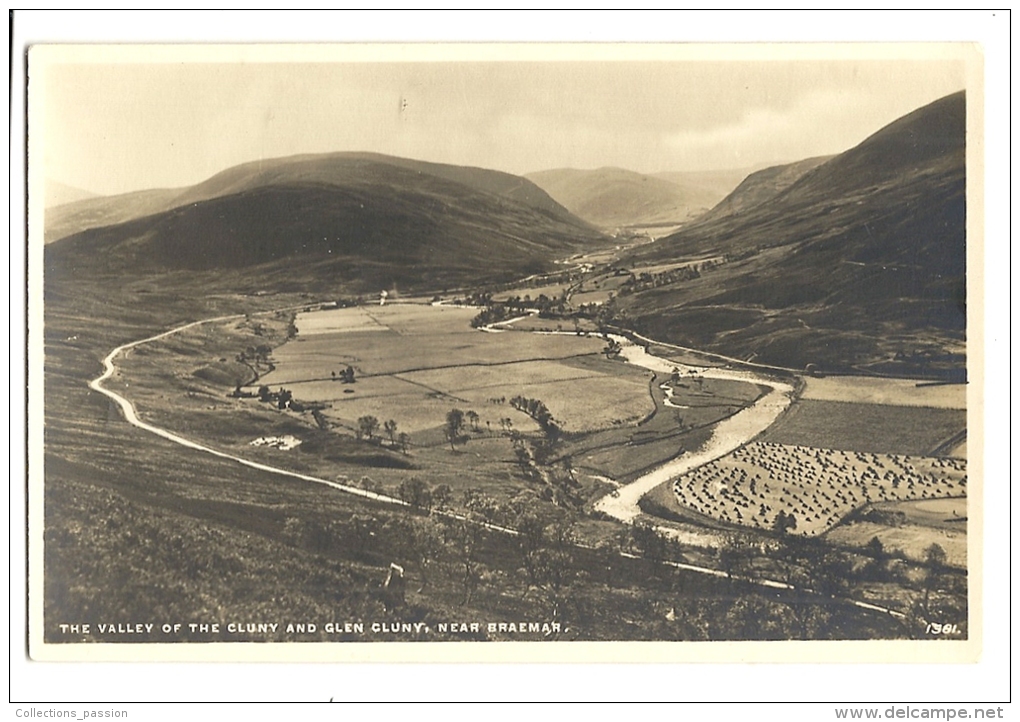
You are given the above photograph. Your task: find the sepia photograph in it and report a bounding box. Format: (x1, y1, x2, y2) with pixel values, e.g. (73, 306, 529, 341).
(24, 28, 993, 677)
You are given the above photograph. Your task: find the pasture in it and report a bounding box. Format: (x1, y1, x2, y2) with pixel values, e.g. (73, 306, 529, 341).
(490, 283, 571, 303)
(760, 400, 966, 456)
(671, 441, 967, 537)
(800, 376, 966, 409)
(826, 498, 967, 569)
(257, 303, 654, 441)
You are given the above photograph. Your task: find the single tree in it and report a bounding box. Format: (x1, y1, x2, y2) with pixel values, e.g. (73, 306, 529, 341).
(866, 536, 886, 560)
(432, 484, 453, 511)
(922, 542, 948, 609)
(445, 408, 466, 451)
(399, 477, 433, 512)
(277, 388, 293, 410)
(405, 517, 444, 591)
(397, 432, 410, 454)
(384, 419, 398, 446)
(357, 415, 380, 441)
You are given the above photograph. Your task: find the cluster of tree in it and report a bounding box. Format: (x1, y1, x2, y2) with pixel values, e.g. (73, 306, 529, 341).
(468, 293, 570, 329)
(470, 303, 517, 328)
(254, 385, 303, 411)
(235, 344, 274, 381)
(444, 409, 470, 451)
(504, 432, 582, 509)
(331, 365, 356, 383)
(354, 416, 409, 452)
(618, 265, 701, 296)
(264, 474, 942, 640)
(508, 396, 560, 441)
(723, 247, 761, 263)
(602, 338, 623, 359)
(772, 509, 799, 534)
(594, 297, 628, 332)
(463, 291, 494, 307)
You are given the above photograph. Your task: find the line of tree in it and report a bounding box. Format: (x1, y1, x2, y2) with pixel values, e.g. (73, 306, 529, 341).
(268, 475, 951, 640)
(508, 396, 560, 441)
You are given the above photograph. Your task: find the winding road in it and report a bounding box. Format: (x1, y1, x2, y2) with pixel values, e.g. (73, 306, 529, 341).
(86, 302, 906, 623)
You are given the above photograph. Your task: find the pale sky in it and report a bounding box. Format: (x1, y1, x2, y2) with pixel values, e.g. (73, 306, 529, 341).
(37, 50, 967, 196)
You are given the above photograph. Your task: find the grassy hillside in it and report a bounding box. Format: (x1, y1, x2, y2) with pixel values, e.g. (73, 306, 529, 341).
(527, 167, 724, 230)
(693, 156, 833, 225)
(45, 159, 608, 292)
(44, 152, 585, 246)
(44, 187, 185, 245)
(620, 92, 967, 377)
(41, 268, 923, 643)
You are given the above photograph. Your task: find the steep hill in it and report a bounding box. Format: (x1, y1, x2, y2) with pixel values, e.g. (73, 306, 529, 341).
(693, 156, 832, 225)
(44, 156, 608, 292)
(44, 152, 583, 245)
(620, 92, 967, 378)
(526, 167, 724, 231)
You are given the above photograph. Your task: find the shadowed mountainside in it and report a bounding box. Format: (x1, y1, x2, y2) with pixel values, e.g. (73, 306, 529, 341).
(692, 156, 833, 225)
(44, 152, 585, 245)
(619, 91, 967, 378)
(44, 154, 608, 292)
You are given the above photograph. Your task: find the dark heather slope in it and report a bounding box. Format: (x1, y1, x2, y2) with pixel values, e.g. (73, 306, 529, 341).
(693, 156, 833, 225)
(620, 91, 966, 378)
(44, 160, 608, 292)
(44, 152, 592, 245)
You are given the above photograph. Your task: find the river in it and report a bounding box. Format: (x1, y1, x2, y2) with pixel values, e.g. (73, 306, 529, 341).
(592, 334, 796, 535)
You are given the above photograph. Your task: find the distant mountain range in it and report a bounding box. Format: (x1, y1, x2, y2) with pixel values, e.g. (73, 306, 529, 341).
(525, 167, 734, 231)
(619, 91, 967, 376)
(44, 180, 101, 209)
(44, 153, 608, 291)
(45, 93, 968, 376)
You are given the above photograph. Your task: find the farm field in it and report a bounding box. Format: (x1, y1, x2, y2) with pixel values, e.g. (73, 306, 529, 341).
(490, 283, 571, 303)
(255, 304, 655, 442)
(670, 442, 967, 537)
(826, 495, 968, 569)
(496, 316, 600, 334)
(259, 304, 610, 381)
(113, 300, 768, 504)
(760, 400, 966, 456)
(800, 376, 966, 408)
(872, 497, 967, 529)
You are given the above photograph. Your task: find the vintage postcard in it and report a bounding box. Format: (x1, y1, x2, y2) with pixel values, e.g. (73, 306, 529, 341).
(27, 41, 983, 663)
